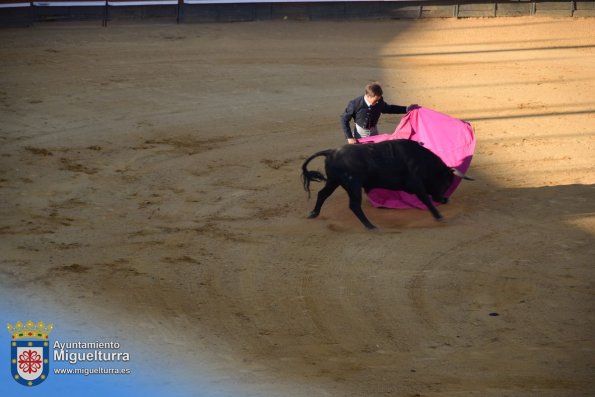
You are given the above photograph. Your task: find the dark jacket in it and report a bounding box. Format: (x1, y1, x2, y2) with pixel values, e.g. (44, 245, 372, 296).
(341, 95, 407, 139)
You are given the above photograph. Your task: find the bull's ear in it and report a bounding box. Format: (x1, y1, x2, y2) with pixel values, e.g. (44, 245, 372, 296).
(451, 168, 475, 181)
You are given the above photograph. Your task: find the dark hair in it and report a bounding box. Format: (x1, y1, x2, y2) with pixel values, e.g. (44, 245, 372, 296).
(365, 82, 383, 97)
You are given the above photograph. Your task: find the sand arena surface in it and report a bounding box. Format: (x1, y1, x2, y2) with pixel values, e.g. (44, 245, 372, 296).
(1, 17, 594, 396)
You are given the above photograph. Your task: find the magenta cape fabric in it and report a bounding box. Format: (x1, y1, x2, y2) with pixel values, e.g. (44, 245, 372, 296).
(357, 107, 476, 209)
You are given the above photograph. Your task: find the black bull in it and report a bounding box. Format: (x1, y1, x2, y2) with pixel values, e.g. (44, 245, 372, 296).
(302, 139, 473, 229)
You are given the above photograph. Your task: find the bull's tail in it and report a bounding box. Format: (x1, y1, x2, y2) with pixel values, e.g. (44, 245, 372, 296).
(301, 149, 333, 198)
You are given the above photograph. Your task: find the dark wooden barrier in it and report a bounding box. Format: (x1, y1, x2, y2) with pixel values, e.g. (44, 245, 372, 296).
(1, 1, 594, 27)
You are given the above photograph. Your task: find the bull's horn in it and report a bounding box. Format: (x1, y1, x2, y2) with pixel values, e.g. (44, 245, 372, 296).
(451, 168, 475, 181)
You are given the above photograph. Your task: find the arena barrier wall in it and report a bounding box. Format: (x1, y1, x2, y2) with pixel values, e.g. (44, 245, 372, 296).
(1, 1, 594, 26)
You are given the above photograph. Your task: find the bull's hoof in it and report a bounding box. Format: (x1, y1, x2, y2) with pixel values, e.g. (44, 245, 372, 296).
(308, 211, 319, 219)
(365, 224, 378, 231)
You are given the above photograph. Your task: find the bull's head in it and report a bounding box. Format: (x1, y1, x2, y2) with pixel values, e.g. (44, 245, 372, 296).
(431, 168, 474, 205)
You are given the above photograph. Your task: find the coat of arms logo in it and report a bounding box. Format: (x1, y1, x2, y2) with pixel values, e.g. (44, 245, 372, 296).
(7, 320, 53, 386)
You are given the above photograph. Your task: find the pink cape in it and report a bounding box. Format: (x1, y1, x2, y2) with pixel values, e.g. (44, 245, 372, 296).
(357, 107, 476, 209)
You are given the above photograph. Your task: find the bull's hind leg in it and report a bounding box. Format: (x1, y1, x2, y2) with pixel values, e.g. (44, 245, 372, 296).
(308, 180, 339, 219)
(344, 182, 377, 230)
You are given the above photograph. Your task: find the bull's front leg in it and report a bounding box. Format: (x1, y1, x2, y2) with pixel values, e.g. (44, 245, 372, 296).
(308, 180, 339, 219)
(345, 182, 377, 230)
(415, 192, 443, 221)
(407, 179, 444, 221)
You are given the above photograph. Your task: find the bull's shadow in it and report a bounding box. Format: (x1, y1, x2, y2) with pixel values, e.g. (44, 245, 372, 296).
(309, 179, 594, 233)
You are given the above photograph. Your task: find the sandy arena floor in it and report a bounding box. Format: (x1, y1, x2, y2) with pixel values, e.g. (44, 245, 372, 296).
(1, 16, 594, 396)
